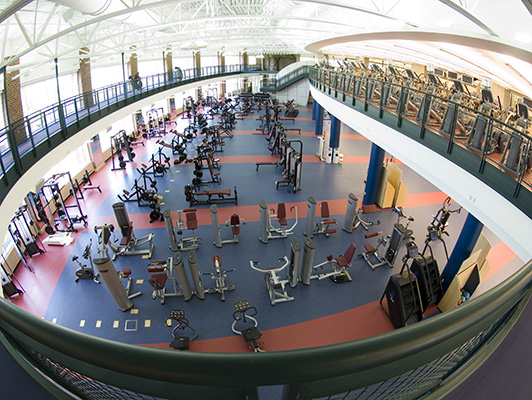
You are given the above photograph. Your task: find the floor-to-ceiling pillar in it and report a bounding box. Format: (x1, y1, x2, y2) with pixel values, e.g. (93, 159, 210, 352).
(165, 46, 173, 82)
(314, 102, 323, 136)
(363, 143, 385, 205)
(78, 47, 93, 108)
(3, 57, 26, 145)
(441, 213, 484, 291)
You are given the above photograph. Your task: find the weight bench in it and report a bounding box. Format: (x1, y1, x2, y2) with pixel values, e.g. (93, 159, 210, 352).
(280, 117, 295, 124)
(187, 186, 238, 206)
(285, 127, 301, 135)
(255, 161, 279, 171)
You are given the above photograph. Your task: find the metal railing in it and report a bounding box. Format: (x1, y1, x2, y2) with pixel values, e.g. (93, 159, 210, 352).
(0, 63, 262, 204)
(311, 67, 532, 219)
(260, 64, 312, 91)
(0, 64, 531, 400)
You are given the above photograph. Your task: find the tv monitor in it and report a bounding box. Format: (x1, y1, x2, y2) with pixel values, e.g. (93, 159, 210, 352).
(447, 71, 458, 79)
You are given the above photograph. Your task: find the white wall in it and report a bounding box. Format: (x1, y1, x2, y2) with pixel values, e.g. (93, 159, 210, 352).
(276, 79, 310, 106)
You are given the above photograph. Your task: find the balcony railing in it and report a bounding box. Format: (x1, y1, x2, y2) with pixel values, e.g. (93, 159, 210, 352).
(0, 63, 261, 204)
(0, 64, 531, 400)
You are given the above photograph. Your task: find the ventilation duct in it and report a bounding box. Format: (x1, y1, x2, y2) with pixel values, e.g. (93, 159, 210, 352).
(46, 0, 112, 16)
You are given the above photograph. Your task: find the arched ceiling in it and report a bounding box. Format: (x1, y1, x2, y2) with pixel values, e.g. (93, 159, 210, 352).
(0, 0, 531, 94)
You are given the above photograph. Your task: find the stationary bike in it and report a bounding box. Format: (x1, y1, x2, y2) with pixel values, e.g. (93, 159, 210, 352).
(165, 310, 198, 350)
(72, 239, 100, 284)
(231, 300, 264, 352)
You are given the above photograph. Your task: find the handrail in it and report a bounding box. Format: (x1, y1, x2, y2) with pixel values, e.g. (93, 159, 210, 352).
(310, 66, 532, 219)
(0, 63, 262, 205)
(0, 63, 531, 399)
(0, 258, 530, 394)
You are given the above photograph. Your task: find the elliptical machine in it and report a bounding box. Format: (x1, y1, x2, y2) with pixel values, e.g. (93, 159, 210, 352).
(72, 239, 100, 284)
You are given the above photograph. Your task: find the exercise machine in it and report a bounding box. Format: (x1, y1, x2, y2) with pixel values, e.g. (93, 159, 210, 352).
(102, 202, 154, 260)
(147, 252, 194, 304)
(174, 208, 202, 251)
(184, 184, 238, 206)
(250, 256, 294, 305)
(204, 255, 235, 301)
(71, 239, 99, 284)
(381, 241, 424, 328)
(342, 193, 379, 232)
(276, 139, 302, 193)
(304, 197, 337, 238)
(424, 196, 462, 262)
(311, 243, 356, 283)
(93, 224, 142, 311)
(210, 204, 245, 248)
(8, 205, 45, 272)
(258, 201, 298, 243)
(359, 207, 414, 270)
(231, 300, 264, 352)
(166, 310, 198, 350)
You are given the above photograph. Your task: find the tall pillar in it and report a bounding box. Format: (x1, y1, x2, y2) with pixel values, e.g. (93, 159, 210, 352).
(220, 81, 226, 98)
(312, 101, 317, 121)
(441, 213, 484, 291)
(77, 47, 93, 107)
(3, 57, 26, 144)
(329, 115, 341, 148)
(165, 46, 173, 82)
(194, 51, 201, 77)
(128, 45, 138, 79)
(363, 143, 385, 205)
(219, 52, 225, 73)
(314, 102, 323, 136)
(242, 51, 248, 70)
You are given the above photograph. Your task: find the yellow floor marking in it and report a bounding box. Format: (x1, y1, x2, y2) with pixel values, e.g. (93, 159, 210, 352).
(170, 179, 175, 182)
(136, 279, 144, 284)
(52, 318, 57, 324)
(142, 255, 150, 259)
(145, 320, 151, 328)
(96, 320, 102, 328)
(113, 321, 119, 328)
(80, 320, 85, 327)
(131, 309, 139, 314)
(165, 190, 170, 193)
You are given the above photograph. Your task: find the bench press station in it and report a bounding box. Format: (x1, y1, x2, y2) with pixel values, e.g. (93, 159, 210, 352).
(184, 184, 238, 207)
